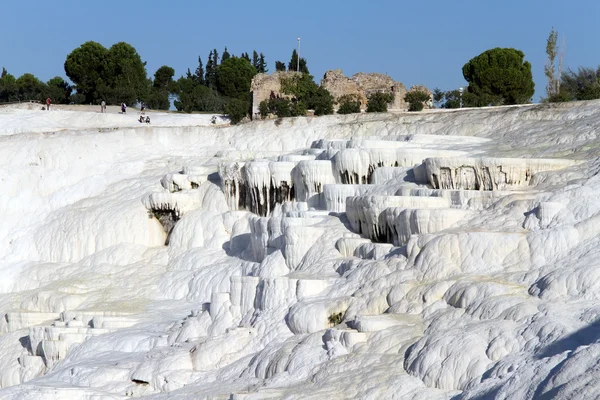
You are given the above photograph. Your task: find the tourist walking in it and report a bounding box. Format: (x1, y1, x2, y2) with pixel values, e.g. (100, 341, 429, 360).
(101, 100, 106, 113)
(46, 97, 51, 111)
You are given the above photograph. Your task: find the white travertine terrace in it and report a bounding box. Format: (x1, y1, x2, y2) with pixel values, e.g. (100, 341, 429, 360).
(425, 156, 579, 190)
(1, 102, 600, 399)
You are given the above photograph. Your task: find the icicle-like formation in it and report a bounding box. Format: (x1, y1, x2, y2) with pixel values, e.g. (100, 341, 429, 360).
(311, 139, 350, 150)
(269, 161, 296, 210)
(219, 162, 247, 210)
(244, 160, 272, 217)
(425, 157, 579, 190)
(323, 184, 375, 212)
(278, 154, 316, 162)
(292, 160, 336, 209)
(332, 149, 371, 184)
(220, 160, 296, 217)
(382, 208, 472, 246)
(329, 148, 466, 184)
(346, 195, 451, 241)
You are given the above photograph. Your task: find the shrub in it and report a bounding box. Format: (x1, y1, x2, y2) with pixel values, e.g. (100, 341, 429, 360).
(557, 66, 600, 101)
(308, 87, 334, 116)
(366, 92, 394, 113)
(337, 94, 361, 114)
(328, 312, 343, 326)
(224, 98, 249, 124)
(404, 89, 430, 112)
(259, 99, 269, 118)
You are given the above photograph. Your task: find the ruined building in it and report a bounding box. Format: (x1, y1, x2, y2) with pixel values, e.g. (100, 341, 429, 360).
(250, 69, 430, 119)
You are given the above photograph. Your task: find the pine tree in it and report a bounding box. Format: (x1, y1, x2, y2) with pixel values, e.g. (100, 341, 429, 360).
(186, 68, 193, 80)
(252, 51, 259, 70)
(259, 53, 268, 73)
(241, 52, 250, 62)
(195, 57, 205, 85)
(205, 50, 217, 90)
(222, 47, 231, 62)
(288, 49, 299, 71)
(275, 61, 286, 72)
(213, 49, 220, 66)
(1, 67, 6, 78)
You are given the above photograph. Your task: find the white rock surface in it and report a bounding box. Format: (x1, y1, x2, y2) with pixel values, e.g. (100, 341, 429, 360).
(1, 102, 600, 399)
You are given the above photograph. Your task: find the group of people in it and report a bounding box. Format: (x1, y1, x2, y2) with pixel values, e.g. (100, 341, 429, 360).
(39, 99, 152, 123)
(138, 115, 151, 124)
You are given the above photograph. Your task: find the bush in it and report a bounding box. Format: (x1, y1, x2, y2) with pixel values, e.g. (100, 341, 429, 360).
(279, 73, 333, 116)
(308, 87, 334, 116)
(224, 98, 249, 124)
(404, 90, 430, 112)
(557, 66, 600, 101)
(259, 99, 270, 118)
(337, 94, 361, 114)
(328, 312, 343, 326)
(366, 92, 394, 113)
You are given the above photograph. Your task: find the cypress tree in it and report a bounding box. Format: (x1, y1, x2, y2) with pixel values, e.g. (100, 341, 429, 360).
(195, 57, 205, 85)
(259, 53, 268, 73)
(288, 49, 298, 71)
(213, 49, 220, 66)
(252, 51, 259, 70)
(222, 47, 231, 62)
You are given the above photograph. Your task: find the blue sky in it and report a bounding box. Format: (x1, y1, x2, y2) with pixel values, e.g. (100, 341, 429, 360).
(1, 0, 598, 101)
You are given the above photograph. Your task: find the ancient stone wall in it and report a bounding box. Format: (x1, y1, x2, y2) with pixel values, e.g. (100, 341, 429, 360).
(321, 69, 409, 111)
(250, 71, 302, 118)
(250, 69, 430, 118)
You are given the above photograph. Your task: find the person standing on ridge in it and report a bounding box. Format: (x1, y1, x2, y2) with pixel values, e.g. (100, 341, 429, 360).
(46, 97, 51, 111)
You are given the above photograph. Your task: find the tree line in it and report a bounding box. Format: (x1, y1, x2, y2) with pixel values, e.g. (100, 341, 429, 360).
(1, 31, 599, 120)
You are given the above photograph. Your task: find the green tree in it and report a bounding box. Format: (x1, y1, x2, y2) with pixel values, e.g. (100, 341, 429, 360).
(462, 47, 534, 105)
(16, 73, 47, 101)
(558, 67, 600, 101)
(194, 57, 205, 85)
(153, 66, 175, 90)
(173, 75, 225, 112)
(147, 66, 175, 110)
(47, 76, 72, 104)
(205, 50, 218, 90)
(307, 87, 333, 115)
(224, 97, 249, 124)
(0, 71, 18, 102)
(65, 41, 148, 104)
(275, 61, 286, 72)
(104, 42, 149, 104)
(545, 28, 559, 99)
(366, 92, 394, 113)
(287, 49, 308, 73)
(259, 53, 268, 73)
(216, 56, 257, 99)
(337, 94, 361, 114)
(64, 41, 108, 103)
(252, 50, 259, 70)
(222, 47, 230, 62)
(404, 89, 430, 111)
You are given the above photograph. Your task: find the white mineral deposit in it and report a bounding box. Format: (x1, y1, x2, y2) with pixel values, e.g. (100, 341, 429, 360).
(2, 100, 600, 399)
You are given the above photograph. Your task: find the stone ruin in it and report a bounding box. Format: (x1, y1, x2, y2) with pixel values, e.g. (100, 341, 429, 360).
(250, 69, 431, 118)
(250, 71, 303, 119)
(320, 69, 410, 111)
